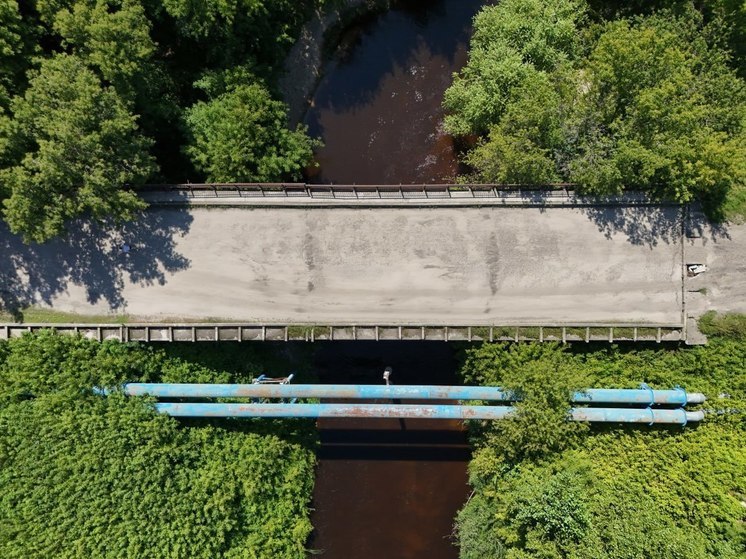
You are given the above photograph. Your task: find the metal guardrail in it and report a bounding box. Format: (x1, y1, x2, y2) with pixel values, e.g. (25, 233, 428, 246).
(0, 323, 685, 343)
(138, 183, 658, 204)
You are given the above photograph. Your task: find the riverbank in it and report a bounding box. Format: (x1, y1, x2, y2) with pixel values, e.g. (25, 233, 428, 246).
(279, 0, 392, 125)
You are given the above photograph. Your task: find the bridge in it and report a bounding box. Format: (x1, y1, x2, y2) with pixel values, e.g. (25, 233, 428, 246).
(101, 382, 707, 425)
(2, 184, 743, 344)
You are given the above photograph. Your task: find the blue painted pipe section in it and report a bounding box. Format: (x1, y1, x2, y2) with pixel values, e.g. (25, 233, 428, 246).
(156, 403, 513, 419)
(125, 383, 705, 405)
(570, 408, 704, 424)
(153, 403, 704, 424)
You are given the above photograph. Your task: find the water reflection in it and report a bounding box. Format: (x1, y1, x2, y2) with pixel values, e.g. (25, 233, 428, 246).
(304, 0, 486, 184)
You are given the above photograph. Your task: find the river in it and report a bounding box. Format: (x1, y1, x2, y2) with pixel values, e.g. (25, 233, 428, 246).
(303, 2, 485, 556)
(309, 342, 469, 559)
(304, 0, 485, 184)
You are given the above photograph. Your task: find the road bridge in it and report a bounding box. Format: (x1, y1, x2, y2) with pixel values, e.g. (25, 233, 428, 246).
(5, 184, 742, 344)
(0, 185, 699, 342)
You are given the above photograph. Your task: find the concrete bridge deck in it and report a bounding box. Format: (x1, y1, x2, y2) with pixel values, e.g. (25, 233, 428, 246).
(2, 203, 689, 331)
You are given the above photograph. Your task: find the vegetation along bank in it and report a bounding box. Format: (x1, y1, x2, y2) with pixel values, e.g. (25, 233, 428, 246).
(443, 0, 746, 220)
(0, 332, 317, 559)
(454, 323, 746, 559)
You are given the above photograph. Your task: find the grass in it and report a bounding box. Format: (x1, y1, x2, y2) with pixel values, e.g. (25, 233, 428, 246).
(722, 185, 746, 224)
(286, 325, 316, 340)
(0, 307, 130, 324)
(699, 311, 746, 340)
(0, 306, 249, 324)
(471, 327, 491, 340)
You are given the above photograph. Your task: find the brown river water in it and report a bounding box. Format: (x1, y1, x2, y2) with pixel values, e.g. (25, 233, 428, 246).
(309, 342, 470, 559)
(304, 2, 485, 557)
(304, 0, 485, 184)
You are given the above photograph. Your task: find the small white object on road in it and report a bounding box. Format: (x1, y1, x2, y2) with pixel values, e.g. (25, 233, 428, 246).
(687, 264, 708, 276)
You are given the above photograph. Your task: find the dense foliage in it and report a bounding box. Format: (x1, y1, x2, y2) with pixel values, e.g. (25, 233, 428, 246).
(0, 0, 322, 241)
(444, 0, 746, 219)
(456, 339, 746, 558)
(0, 331, 317, 559)
(185, 76, 318, 183)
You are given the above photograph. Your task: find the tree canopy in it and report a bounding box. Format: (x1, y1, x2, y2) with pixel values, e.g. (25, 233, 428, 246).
(185, 80, 317, 183)
(0, 0, 323, 242)
(445, 0, 746, 219)
(0, 54, 154, 243)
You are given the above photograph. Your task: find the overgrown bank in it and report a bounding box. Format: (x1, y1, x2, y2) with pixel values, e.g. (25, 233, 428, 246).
(455, 338, 746, 558)
(0, 1, 326, 243)
(0, 332, 317, 559)
(444, 0, 746, 220)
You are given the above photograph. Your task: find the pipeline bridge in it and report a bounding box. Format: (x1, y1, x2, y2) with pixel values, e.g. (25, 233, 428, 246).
(2, 183, 739, 344)
(103, 383, 707, 425)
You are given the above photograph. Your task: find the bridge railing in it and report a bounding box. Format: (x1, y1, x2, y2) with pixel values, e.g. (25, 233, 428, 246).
(141, 183, 568, 198)
(136, 183, 660, 204)
(0, 323, 686, 344)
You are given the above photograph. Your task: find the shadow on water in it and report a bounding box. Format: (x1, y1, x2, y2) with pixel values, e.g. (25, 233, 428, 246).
(305, 0, 486, 184)
(0, 209, 192, 318)
(309, 342, 469, 559)
(309, 0, 478, 114)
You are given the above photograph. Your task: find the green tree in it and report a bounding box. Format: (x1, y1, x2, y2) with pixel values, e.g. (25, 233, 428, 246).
(569, 15, 746, 204)
(0, 0, 22, 109)
(161, 0, 320, 70)
(52, 0, 157, 100)
(443, 0, 585, 135)
(0, 0, 36, 110)
(1, 54, 155, 243)
(464, 71, 571, 183)
(184, 80, 317, 182)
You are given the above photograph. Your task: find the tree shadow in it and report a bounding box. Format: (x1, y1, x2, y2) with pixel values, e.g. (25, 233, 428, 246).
(0, 209, 192, 318)
(579, 203, 731, 248)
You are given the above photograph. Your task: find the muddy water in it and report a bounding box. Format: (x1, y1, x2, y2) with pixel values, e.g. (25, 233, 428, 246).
(304, 0, 485, 184)
(309, 342, 469, 559)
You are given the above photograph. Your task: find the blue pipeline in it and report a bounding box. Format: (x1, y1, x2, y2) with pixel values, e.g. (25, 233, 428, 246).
(153, 403, 704, 424)
(124, 383, 705, 405)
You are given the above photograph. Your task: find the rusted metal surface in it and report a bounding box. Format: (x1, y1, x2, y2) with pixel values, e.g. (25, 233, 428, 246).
(153, 403, 704, 424)
(155, 402, 513, 419)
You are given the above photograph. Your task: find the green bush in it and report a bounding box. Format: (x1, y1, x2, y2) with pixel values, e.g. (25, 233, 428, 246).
(456, 341, 746, 558)
(0, 331, 317, 559)
(699, 311, 746, 340)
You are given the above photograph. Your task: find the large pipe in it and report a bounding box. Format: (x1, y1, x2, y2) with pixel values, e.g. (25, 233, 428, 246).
(154, 403, 704, 424)
(124, 383, 705, 405)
